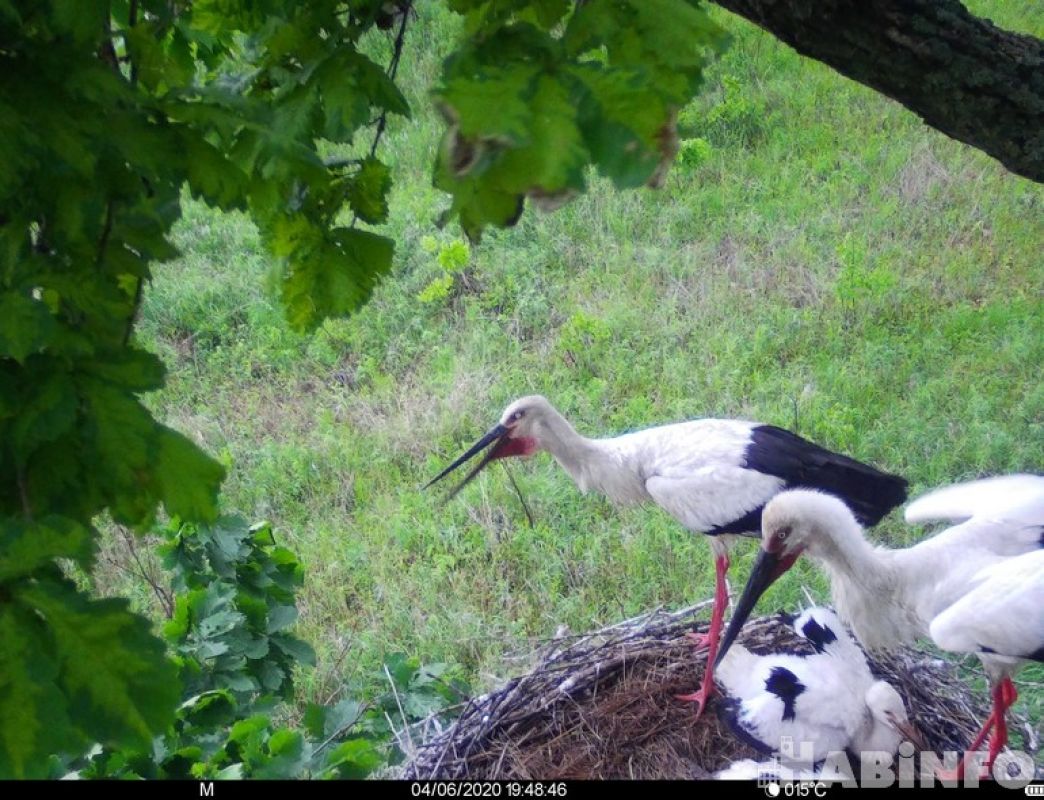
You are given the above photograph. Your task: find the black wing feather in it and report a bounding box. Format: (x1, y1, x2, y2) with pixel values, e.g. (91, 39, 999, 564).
(745, 425, 908, 527)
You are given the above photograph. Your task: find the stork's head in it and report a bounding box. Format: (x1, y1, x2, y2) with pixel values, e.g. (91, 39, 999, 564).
(760, 488, 855, 559)
(715, 490, 861, 668)
(864, 681, 923, 752)
(497, 395, 555, 443)
(424, 395, 554, 498)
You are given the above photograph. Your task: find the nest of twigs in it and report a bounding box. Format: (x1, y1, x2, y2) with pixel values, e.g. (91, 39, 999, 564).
(400, 601, 1038, 780)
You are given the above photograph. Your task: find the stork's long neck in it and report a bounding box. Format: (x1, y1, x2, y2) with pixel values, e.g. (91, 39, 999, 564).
(537, 407, 600, 478)
(809, 509, 910, 651)
(537, 408, 640, 502)
(814, 515, 884, 584)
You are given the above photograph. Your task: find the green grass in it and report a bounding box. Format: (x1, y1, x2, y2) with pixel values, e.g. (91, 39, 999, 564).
(108, 0, 1043, 746)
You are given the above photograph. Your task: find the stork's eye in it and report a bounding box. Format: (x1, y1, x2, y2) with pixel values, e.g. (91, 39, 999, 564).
(512, 410, 525, 421)
(777, 526, 791, 541)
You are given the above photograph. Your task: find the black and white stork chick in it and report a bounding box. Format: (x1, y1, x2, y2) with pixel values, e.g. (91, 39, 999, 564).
(426, 395, 908, 716)
(716, 607, 920, 768)
(715, 474, 1044, 779)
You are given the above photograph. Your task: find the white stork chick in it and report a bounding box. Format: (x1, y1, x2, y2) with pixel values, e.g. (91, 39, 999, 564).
(426, 396, 907, 715)
(717, 607, 920, 766)
(715, 474, 1044, 777)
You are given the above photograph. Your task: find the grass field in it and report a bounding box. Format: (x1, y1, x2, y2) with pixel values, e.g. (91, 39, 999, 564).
(103, 1, 1042, 744)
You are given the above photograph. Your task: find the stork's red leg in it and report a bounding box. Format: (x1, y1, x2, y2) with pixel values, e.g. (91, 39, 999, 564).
(936, 676, 1016, 783)
(676, 554, 729, 718)
(966, 711, 997, 754)
(985, 677, 1017, 770)
(934, 710, 996, 783)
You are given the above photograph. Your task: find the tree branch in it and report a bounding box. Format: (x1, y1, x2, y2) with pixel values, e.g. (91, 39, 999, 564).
(118, 527, 175, 619)
(368, 3, 412, 161)
(709, 0, 1044, 182)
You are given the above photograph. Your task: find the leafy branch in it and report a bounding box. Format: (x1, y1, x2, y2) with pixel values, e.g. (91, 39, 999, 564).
(0, 0, 727, 777)
(66, 516, 464, 780)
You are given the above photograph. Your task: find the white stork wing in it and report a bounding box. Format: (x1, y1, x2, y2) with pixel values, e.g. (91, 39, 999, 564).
(645, 467, 784, 534)
(905, 475, 1044, 558)
(905, 474, 1044, 525)
(928, 549, 1044, 663)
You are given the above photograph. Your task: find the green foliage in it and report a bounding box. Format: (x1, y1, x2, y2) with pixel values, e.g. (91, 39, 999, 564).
(678, 136, 713, 170)
(418, 237, 472, 303)
(0, 0, 419, 770)
(64, 516, 465, 779)
(0, 0, 529, 771)
(558, 309, 613, 378)
(679, 73, 762, 147)
(160, 517, 314, 701)
(2, 4, 721, 767)
(833, 234, 899, 317)
(433, 0, 727, 239)
(438, 240, 471, 273)
(1, 574, 179, 778)
(65, 514, 361, 779)
(418, 273, 456, 303)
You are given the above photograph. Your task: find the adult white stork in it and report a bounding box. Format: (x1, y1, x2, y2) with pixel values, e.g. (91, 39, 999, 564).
(425, 395, 908, 715)
(714, 474, 1044, 778)
(717, 607, 921, 766)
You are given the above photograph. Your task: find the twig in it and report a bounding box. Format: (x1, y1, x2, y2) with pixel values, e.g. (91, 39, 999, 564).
(119, 527, 174, 618)
(1021, 721, 1039, 753)
(800, 584, 818, 607)
(367, 3, 411, 161)
(313, 700, 373, 757)
(320, 636, 357, 706)
(501, 461, 534, 528)
(384, 663, 416, 755)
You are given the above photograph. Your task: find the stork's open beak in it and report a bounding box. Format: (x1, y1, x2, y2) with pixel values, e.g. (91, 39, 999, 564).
(714, 547, 802, 667)
(425, 424, 511, 499)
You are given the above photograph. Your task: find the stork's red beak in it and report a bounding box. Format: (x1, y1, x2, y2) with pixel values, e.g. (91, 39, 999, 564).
(714, 547, 803, 667)
(425, 424, 536, 499)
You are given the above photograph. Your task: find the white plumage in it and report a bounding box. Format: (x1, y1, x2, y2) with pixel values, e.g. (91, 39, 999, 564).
(717, 607, 916, 765)
(715, 758, 823, 781)
(716, 474, 1044, 777)
(427, 395, 907, 715)
(928, 550, 1044, 673)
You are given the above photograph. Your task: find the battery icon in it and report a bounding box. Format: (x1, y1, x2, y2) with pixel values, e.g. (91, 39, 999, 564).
(1025, 786, 1044, 796)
